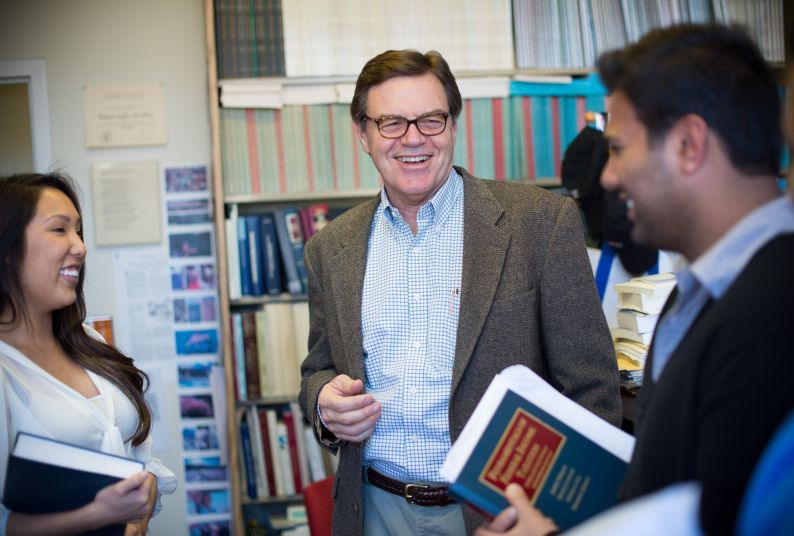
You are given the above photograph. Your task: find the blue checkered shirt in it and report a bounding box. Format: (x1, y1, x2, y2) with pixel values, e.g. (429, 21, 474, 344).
(652, 196, 794, 380)
(361, 169, 464, 483)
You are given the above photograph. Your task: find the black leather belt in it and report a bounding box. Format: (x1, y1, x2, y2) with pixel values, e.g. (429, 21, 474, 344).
(366, 467, 456, 507)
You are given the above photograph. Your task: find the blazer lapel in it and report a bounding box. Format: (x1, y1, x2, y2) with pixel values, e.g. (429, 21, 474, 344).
(451, 170, 511, 395)
(325, 198, 378, 380)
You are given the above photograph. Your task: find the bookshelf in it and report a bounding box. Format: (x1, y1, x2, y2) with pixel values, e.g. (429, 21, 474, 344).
(204, 1, 788, 533)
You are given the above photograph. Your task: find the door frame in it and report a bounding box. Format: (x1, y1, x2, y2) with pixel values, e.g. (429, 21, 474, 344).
(0, 59, 52, 172)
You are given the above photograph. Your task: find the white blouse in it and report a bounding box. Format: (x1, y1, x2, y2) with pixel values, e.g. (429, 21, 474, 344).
(0, 327, 177, 534)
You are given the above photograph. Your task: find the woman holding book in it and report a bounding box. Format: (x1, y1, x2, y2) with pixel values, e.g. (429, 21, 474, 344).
(0, 173, 176, 535)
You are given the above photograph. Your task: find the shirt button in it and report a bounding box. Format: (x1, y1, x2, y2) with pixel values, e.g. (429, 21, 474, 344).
(409, 435, 418, 442)
(412, 341, 420, 349)
(353, 503, 359, 513)
(414, 293, 422, 301)
(409, 387, 417, 395)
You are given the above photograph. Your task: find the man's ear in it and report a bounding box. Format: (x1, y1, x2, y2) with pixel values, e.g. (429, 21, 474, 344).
(354, 120, 370, 154)
(672, 113, 709, 175)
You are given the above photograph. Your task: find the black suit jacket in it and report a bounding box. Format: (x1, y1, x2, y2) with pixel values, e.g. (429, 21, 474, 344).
(623, 234, 794, 535)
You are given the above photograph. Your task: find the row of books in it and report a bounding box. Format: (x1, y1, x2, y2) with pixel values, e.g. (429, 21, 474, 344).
(514, 0, 784, 70)
(213, 0, 784, 80)
(239, 403, 333, 500)
(219, 93, 607, 196)
(214, 0, 514, 79)
(612, 273, 677, 389)
(230, 303, 308, 401)
(214, 0, 286, 79)
(226, 204, 340, 299)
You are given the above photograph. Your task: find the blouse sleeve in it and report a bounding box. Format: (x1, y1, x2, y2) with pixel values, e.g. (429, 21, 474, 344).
(130, 435, 177, 517)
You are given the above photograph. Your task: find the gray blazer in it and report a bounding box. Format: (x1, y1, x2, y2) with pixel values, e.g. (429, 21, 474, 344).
(299, 167, 620, 535)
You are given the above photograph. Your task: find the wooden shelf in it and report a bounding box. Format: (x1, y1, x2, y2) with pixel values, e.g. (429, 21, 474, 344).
(230, 294, 307, 307)
(226, 188, 380, 205)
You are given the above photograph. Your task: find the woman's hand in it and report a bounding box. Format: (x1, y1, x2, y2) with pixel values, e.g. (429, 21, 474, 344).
(84, 471, 153, 529)
(475, 483, 559, 536)
(6, 471, 153, 535)
(124, 472, 158, 535)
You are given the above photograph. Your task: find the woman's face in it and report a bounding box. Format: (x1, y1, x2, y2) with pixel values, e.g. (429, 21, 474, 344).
(19, 187, 86, 318)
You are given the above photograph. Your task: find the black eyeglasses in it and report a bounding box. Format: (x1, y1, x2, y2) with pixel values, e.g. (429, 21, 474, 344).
(363, 112, 449, 139)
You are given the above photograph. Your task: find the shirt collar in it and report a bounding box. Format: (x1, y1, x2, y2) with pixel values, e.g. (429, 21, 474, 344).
(691, 195, 794, 299)
(379, 167, 461, 228)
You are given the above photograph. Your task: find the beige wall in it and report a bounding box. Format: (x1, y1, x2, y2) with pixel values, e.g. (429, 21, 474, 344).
(0, 1, 213, 533)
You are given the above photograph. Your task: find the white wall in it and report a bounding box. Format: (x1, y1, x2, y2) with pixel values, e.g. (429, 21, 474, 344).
(0, 1, 212, 533)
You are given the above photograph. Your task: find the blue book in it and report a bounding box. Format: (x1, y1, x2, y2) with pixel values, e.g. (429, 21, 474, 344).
(4, 432, 144, 536)
(273, 207, 307, 294)
(245, 215, 265, 296)
(237, 216, 252, 296)
(259, 213, 283, 295)
(442, 366, 633, 530)
(239, 416, 258, 500)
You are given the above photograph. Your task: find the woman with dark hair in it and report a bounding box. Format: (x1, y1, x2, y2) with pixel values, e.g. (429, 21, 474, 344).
(0, 173, 176, 534)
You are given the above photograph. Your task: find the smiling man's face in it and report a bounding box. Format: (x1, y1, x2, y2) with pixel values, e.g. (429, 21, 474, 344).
(356, 72, 457, 213)
(601, 91, 686, 252)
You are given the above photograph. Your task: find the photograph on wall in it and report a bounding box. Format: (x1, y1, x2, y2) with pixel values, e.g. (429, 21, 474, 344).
(186, 488, 230, 515)
(182, 424, 221, 451)
(184, 455, 228, 483)
(175, 329, 218, 355)
(189, 520, 230, 536)
(180, 394, 215, 419)
(167, 198, 212, 225)
(171, 263, 216, 291)
(166, 165, 208, 193)
(178, 361, 217, 389)
(174, 296, 217, 324)
(169, 231, 212, 258)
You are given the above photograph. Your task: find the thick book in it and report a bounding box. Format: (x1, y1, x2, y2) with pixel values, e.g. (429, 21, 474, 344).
(239, 415, 258, 500)
(281, 410, 304, 493)
(245, 214, 266, 296)
(246, 406, 270, 498)
(237, 215, 253, 296)
(4, 432, 144, 536)
(257, 406, 278, 497)
(225, 204, 241, 300)
(259, 213, 283, 296)
(241, 311, 262, 399)
(440, 366, 634, 531)
(231, 313, 247, 401)
(273, 208, 308, 294)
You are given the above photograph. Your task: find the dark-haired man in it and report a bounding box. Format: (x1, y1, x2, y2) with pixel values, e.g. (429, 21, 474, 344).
(478, 24, 794, 536)
(299, 49, 620, 535)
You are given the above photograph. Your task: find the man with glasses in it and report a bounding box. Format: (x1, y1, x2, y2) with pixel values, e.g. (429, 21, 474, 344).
(299, 49, 620, 536)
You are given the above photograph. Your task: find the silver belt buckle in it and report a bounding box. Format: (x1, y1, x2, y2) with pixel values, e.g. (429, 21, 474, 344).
(404, 483, 430, 504)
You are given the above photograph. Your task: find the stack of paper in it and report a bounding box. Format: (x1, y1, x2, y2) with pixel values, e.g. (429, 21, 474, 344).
(612, 273, 677, 387)
(614, 273, 677, 315)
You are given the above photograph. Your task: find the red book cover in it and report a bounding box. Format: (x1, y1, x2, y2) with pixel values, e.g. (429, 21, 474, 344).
(298, 206, 314, 241)
(281, 410, 304, 493)
(257, 407, 277, 497)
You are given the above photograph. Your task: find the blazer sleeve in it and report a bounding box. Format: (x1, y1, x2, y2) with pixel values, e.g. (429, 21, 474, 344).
(298, 241, 343, 451)
(538, 197, 622, 426)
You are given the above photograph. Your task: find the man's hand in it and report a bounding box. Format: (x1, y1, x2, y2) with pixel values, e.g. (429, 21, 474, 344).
(317, 374, 381, 442)
(475, 484, 559, 536)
